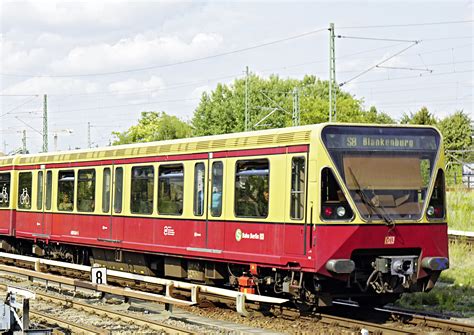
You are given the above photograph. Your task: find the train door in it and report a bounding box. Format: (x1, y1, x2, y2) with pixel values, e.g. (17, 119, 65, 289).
(97, 166, 113, 241)
(109, 165, 124, 243)
(205, 158, 225, 251)
(34, 170, 45, 237)
(42, 169, 53, 237)
(186, 160, 207, 249)
(284, 154, 308, 255)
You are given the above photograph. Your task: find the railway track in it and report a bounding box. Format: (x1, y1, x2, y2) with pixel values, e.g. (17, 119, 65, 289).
(448, 229, 474, 249)
(0, 284, 197, 335)
(0, 252, 473, 335)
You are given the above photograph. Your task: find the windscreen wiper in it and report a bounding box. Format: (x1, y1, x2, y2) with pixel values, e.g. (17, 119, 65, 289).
(347, 167, 394, 227)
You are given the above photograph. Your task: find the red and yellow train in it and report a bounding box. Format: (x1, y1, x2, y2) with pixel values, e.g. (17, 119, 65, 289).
(0, 123, 449, 307)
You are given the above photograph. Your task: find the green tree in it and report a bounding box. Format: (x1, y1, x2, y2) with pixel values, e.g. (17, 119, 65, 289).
(363, 106, 394, 124)
(112, 111, 192, 145)
(438, 110, 472, 152)
(400, 106, 437, 125)
(192, 74, 393, 136)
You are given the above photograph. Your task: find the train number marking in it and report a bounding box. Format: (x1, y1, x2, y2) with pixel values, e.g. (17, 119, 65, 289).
(91, 267, 107, 285)
(164, 226, 175, 236)
(384, 236, 395, 245)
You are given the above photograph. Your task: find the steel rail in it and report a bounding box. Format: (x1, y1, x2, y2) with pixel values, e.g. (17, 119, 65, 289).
(0, 283, 198, 335)
(379, 306, 474, 334)
(316, 313, 414, 335)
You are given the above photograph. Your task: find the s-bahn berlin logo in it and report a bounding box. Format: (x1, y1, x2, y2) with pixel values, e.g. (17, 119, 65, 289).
(235, 229, 242, 242)
(235, 228, 265, 242)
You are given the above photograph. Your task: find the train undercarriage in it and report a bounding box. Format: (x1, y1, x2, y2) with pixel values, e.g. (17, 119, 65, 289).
(0, 236, 448, 311)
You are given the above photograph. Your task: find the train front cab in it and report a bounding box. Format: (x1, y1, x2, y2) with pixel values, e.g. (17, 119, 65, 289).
(312, 124, 449, 303)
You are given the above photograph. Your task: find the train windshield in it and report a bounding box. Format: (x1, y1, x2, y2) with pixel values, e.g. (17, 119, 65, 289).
(322, 126, 440, 221)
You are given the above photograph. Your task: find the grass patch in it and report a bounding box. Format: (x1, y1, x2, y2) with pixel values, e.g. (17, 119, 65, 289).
(396, 243, 474, 316)
(447, 190, 474, 232)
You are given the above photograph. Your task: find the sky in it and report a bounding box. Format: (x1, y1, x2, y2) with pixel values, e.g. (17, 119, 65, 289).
(0, 0, 472, 154)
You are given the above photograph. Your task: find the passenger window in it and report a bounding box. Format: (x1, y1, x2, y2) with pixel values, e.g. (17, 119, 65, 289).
(18, 172, 32, 210)
(37, 171, 43, 210)
(235, 159, 269, 218)
(194, 163, 205, 216)
(58, 170, 74, 212)
(102, 168, 111, 213)
(131, 166, 154, 214)
(290, 157, 305, 219)
(158, 165, 184, 215)
(78, 169, 96, 212)
(114, 167, 123, 213)
(45, 171, 52, 210)
(211, 162, 223, 217)
(0, 173, 11, 208)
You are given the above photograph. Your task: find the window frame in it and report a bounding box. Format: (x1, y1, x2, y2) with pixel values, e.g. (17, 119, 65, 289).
(193, 163, 205, 216)
(77, 169, 96, 213)
(290, 156, 306, 220)
(18, 171, 33, 210)
(234, 159, 270, 219)
(130, 165, 155, 215)
(57, 170, 75, 212)
(157, 164, 184, 216)
(320, 167, 354, 222)
(210, 161, 223, 217)
(0, 172, 11, 208)
(114, 167, 123, 214)
(45, 171, 52, 210)
(37, 171, 43, 210)
(102, 167, 111, 213)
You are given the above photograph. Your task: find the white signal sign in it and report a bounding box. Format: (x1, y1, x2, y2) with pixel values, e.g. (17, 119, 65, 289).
(91, 266, 107, 285)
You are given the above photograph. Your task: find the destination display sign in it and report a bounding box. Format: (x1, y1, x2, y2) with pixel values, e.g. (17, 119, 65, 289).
(324, 134, 438, 151)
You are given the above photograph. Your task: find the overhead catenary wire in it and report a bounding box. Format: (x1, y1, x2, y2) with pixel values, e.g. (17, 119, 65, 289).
(0, 96, 39, 118)
(339, 41, 421, 87)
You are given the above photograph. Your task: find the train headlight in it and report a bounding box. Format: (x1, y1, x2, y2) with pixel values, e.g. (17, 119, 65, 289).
(336, 206, 346, 217)
(427, 206, 435, 217)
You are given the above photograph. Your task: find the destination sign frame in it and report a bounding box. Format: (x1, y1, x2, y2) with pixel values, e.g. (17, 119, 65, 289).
(322, 126, 440, 152)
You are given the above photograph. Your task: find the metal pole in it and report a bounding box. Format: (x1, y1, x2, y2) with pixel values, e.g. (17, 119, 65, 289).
(329, 23, 336, 122)
(22, 130, 27, 154)
(88, 122, 91, 148)
(245, 66, 249, 131)
(292, 87, 300, 126)
(42, 94, 48, 152)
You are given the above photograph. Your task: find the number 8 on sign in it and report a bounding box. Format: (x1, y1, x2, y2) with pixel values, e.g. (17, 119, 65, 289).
(91, 267, 107, 285)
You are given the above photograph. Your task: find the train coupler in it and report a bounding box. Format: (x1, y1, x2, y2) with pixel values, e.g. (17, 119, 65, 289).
(238, 274, 256, 294)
